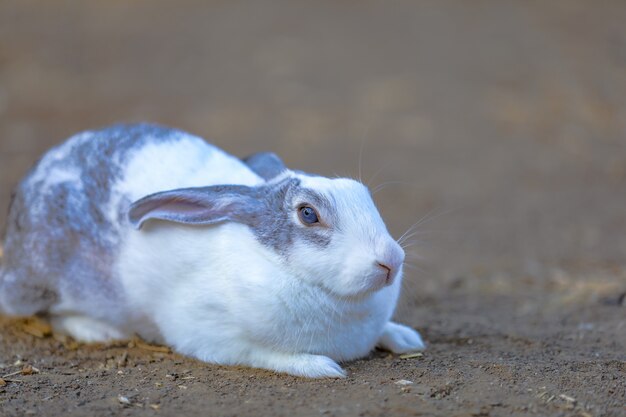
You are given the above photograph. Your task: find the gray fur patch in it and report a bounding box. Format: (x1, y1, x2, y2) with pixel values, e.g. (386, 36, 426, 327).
(243, 179, 335, 251)
(0, 123, 192, 316)
(243, 152, 286, 181)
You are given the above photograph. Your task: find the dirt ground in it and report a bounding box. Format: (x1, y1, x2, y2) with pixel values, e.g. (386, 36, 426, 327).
(1, 1, 625, 416)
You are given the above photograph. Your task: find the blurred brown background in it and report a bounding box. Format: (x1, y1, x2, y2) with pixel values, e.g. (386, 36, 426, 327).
(1, 1, 625, 276)
(1, 1, 625, 416)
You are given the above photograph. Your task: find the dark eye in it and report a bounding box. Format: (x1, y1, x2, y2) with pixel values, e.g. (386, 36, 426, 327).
(298, 205, 319, 225)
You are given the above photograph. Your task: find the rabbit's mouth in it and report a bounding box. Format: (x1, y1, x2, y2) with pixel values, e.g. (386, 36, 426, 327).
(310, 279, 381, 302)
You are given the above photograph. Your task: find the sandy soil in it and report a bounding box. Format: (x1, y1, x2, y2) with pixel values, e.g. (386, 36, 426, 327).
(1, 1, 625, 416)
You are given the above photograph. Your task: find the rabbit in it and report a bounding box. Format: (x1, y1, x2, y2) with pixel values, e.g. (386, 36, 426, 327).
(0, 123, 425, 378)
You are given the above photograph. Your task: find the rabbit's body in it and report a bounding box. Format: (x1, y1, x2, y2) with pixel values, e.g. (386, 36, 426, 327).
(1, 124, 259, 323)
(0, 124, 425, 378)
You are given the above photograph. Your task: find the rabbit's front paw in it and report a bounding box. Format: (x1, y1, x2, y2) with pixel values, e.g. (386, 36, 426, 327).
(289, 354, 346, 379)
(253, 351, 346, 378)
(377, 321, 425, 353)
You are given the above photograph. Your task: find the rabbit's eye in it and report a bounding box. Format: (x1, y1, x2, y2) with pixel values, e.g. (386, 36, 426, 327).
(298, 205, 319, 225)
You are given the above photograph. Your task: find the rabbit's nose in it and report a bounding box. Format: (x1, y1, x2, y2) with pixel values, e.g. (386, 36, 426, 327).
(376, 262, 392, 284)
(375, 241, 405, 285)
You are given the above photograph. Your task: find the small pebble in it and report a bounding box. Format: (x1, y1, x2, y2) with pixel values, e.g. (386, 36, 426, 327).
(118, 395, 131, 405)
(395, 379, 414, 386)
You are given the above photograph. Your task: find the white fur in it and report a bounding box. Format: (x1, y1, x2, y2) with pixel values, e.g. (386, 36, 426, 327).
(289, 175, 405, 297)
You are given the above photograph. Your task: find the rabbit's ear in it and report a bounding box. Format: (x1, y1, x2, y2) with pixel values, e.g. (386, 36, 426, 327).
(243, 152, 286, 181)
(128, 185, 265, 230)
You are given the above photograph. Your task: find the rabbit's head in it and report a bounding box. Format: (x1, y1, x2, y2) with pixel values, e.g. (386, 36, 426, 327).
(129, 170, 404, 298)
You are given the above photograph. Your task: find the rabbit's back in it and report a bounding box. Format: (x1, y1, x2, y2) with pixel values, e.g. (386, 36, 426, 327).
(0, 124, 258, 320)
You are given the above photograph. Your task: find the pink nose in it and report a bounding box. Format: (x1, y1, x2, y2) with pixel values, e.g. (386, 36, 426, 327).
(377, 262, 393, 284)
(376, 242, 405, 285)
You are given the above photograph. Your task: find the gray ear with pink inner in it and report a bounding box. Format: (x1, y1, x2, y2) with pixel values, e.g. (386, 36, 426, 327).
(128, 184, 265, 230)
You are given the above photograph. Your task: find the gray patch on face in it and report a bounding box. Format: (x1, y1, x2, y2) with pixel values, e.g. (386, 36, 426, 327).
(0, 123, 194, 316)
(248, 180, 336, 252)
(299, 227, 332, 248)
(243, 152, 287, 181)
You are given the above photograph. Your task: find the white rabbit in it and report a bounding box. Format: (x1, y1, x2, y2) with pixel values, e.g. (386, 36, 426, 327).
(0, 123, 425, 378)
